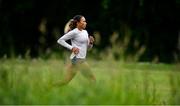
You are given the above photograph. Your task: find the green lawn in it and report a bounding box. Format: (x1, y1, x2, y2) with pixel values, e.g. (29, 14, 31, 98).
(0, 58, 180, 104)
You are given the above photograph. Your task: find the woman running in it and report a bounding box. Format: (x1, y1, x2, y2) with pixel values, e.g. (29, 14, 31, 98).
(56, 15, 96, 86)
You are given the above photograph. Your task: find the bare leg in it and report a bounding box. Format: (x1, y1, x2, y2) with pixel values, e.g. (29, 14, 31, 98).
(79, 62, 96, 84)
(53, 63, 77, 86)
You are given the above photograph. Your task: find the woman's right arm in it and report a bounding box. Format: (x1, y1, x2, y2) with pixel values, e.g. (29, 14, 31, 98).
(57, 30, 74, 50)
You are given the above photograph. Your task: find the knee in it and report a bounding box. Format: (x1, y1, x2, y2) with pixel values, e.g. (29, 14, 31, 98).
(54, 79, 71, 86)
(90, 76, 96, 83)
(61, 79, 71, 85)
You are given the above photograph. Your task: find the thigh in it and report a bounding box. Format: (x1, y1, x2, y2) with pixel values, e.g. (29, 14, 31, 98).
(79, 62, 94, 78)
(64, 63, 77, 79)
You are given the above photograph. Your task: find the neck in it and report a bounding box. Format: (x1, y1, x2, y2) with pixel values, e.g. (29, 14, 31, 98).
(77, 27, 83, 31)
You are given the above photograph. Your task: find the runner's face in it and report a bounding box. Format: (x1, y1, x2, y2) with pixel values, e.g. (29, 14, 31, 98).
(77, 17, 87, 29)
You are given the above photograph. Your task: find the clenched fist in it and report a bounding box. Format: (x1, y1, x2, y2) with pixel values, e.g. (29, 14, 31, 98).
(89, 36, 95, 44)
(71, 47, 79, 54)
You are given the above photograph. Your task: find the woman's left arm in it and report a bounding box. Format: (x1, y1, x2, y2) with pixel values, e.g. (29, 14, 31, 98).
(88, 36, 94, 49)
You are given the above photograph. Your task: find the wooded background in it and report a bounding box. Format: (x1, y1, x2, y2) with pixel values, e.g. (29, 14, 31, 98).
(0, 0, 180, 63)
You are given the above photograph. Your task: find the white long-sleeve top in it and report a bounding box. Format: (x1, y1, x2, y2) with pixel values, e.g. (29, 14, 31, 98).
(57, 28, 92, 59)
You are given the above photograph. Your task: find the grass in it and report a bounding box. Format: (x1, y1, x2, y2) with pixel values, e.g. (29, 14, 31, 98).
(0, 58, 180, 104)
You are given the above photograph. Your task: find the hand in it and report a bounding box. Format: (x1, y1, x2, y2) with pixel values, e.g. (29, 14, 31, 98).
(71, 47, 79, 54)
(89, 36, 95, 44)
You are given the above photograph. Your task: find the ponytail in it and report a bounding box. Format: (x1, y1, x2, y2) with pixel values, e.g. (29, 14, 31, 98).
(69, 19, 77, 30)
(64, 15, 83, 33)
(64, 19, 77, 33)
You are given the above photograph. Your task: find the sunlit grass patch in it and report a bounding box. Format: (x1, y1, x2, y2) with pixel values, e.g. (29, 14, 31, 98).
(0, 58, 179, 104)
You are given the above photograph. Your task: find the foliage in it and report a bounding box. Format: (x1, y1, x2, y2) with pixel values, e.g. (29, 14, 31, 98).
(0, 0, 179, 62)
